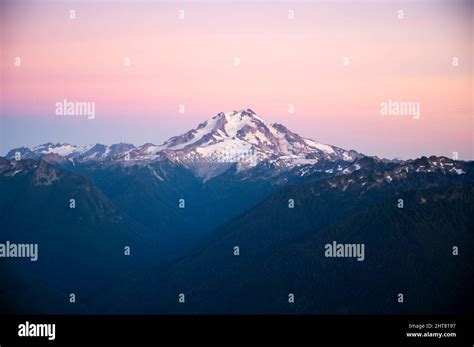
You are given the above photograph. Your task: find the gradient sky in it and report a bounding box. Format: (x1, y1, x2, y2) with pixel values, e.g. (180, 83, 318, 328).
(1, 0, 472, 159)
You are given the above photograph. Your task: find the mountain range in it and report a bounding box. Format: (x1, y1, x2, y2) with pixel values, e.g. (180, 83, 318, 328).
(6, 109, 361, 177)
(1, 109, 473, 314)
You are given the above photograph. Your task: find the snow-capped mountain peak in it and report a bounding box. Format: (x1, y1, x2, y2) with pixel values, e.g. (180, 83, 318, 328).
(157, 109, 359, 169)
(159, 109, 263, 150)
(32, 143, 91, 157)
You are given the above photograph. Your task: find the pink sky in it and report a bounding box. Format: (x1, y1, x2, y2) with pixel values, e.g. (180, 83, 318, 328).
(1, 0, 472, 159)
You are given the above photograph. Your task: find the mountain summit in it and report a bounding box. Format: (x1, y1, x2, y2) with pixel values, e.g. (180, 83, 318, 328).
(156, 109, 359, 166)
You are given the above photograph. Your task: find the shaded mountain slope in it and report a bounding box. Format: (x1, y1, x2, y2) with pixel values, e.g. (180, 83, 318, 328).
(117, 185, 473, 314)
(0, 158, 153, 313)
